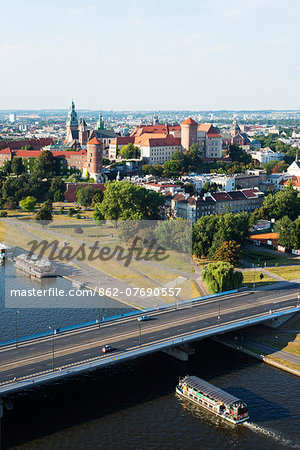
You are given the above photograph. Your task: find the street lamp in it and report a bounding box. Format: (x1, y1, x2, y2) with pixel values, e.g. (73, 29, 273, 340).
(15, 310, 19, 348)
(48, 326, 55, 370)
(138, 322, 142, 346)
(252, 263, 256, 292)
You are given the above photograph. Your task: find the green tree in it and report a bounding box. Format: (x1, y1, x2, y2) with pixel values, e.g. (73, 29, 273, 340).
(33, 150, 54, 179)
(2, 160, 12, 176)
(254, 186, 300, 221)
(35, 200, 53, 223)
(275, 215, 300, 250)
(93, 202, 105, 222)
(228, 145, 252, 165)
(202, 261, 243, 294)
(98, 181, 165, 222)
(11, 157, 25, 177)
(120, 143, 141, 159)
(92, 190, 104, 207)
(213, 240, 241, 266)
(76, 185, 93, 207)
(48, 177, 65, 201)
(20, 196, 37, 212)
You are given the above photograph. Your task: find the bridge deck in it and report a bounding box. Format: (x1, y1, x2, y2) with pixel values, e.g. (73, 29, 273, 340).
(0, 285, 299, 395)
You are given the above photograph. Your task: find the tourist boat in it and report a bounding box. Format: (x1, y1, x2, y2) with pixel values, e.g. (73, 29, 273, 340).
(176, 375, 249, 424)
(14, 253, 57, 278)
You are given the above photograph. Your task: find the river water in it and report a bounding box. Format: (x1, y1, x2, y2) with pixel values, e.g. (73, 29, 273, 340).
(1, 261, 300, 449)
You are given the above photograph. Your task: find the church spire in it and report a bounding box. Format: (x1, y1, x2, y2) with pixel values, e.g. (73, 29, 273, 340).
(96, 111, 105, 130)
(67, 100, 78, 127)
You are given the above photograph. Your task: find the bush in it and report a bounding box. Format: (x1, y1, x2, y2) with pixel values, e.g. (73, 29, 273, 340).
(0, 211, 8, 217)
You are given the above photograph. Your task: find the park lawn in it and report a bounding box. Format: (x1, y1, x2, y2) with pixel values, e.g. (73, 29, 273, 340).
(242, 248, 298, 267)
(267, 266, 300, 281)
(129, 259, 178, 286)
(241, 270, 277, 287)
(0, 220, 5, 241)
(179, 279, 201, 300)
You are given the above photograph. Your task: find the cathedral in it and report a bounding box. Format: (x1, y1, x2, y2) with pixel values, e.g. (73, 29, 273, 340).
(64, 101, 118, 153)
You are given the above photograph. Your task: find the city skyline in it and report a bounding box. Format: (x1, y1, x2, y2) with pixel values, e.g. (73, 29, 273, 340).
(1, 0, 300, 110)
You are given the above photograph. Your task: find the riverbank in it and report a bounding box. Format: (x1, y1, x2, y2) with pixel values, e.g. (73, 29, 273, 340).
(213, 311, 300, 377)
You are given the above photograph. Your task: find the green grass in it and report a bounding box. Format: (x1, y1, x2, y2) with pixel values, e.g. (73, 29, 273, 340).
(267, 266, 300, 281)
(242, 248, 299, 267)
(241, 270, 277, 287)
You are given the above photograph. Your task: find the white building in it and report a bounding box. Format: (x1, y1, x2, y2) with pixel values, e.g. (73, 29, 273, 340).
(287, 160, 300, 176)
(197, 124, 222, 159)
(250, 147, 285, 166)
(136, 134, 181, 164)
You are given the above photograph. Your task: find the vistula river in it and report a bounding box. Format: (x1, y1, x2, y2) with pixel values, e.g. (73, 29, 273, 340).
(1, 260, 300, 449)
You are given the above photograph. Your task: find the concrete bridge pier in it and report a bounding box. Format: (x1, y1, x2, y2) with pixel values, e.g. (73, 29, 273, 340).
(163, 344, 195, 361)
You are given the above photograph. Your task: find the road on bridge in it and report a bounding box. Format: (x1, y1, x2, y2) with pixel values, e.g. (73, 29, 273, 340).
(0, 284, 299, 386)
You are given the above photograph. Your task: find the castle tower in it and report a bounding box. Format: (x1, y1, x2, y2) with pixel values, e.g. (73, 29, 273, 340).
(153, 112, 159, 125)
(66, 100, 78, 143)
(181, 118, 198, 150)
(95, 111, 105, 130)
(230, 120, 241, 137)
(84, 136, 103, 181)
(79, 118, 88, 146)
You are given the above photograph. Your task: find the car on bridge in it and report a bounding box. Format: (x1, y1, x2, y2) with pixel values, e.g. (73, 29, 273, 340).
(137, 315, 150, 322)
(101, 345, 116, 354)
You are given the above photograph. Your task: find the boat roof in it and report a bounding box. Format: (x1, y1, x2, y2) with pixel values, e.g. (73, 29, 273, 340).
(183, 376, 242, 406)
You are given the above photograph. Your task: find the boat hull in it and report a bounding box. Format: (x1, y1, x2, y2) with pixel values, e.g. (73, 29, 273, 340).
(176, 387, 249, 425)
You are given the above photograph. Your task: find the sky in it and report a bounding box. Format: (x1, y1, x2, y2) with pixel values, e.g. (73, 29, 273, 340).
(0, 0, 299, 110)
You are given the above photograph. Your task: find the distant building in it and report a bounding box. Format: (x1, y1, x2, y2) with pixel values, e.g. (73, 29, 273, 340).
(64, 102, 118, 153)
(250, 147, 284, 166)
(287, 159, 300, 176)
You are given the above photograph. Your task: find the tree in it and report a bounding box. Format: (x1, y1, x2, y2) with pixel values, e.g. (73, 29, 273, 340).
(11, 157, 25, 177)
(184, 183, 195, 195)
(33, 150, 54, 179)
(20, 196, 37, 212)
(93, 202, 105, 222)
(48, 177, 65, 201)
(2, 160, 12, 176)
(192, 212, 252, 259)
(142, 163, 164, 177)
(76, 185, 93, 207)
(192, 215, 219, 258)
(155, 219, 192, 253)
(228, 145, 252, 165)
(202, 261, 243, 294)
(213, 240, 241, 266)
(275, 215, 300, 250)
(92, 190, 104, 207)
(98, 181, 165, 222)
(35, 200, 53, 223)
(4, 197, 17, 210)
(254, 186, 300, 221)
(120, 143, 141, 159)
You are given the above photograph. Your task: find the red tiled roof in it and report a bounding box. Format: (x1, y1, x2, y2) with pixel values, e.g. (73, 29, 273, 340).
(242, 188, 260, 198)
(88, 137, 101, 145)
(110, 136, 135, 145)
(249, 232, 279, 240)
(0, 138, 53, 150)
(181, 118, 198, 125)
(136, 134, 181, 147)
(211, 192, 232, 202)
(0, 147, 12, 154)
(198, 124, 221, 138)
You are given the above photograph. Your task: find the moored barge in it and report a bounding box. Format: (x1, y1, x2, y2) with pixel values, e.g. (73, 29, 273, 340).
(176, 375, 249, 424)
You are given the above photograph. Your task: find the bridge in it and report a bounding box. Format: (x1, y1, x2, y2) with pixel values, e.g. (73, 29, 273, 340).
(0, 283, 299, 396)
